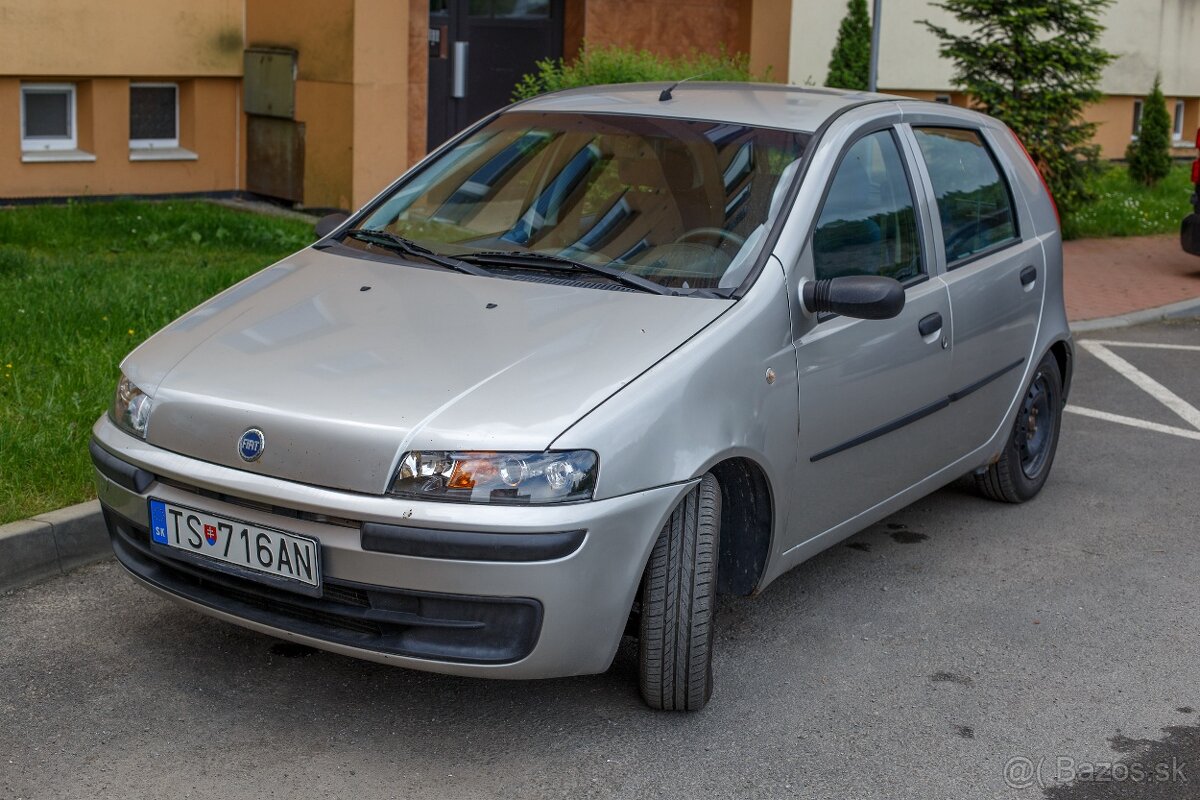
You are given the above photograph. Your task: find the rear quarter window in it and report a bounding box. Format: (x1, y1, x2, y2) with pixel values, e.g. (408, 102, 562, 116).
(913, 127, 1018, 266)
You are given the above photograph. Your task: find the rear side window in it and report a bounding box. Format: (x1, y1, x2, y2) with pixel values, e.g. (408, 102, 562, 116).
(811, 130, 923, 283)
(913, 127, 1017, 266)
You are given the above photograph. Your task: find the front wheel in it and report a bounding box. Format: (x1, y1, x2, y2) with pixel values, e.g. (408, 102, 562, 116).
(638, 474, 721, 712)
(975, 352, 1063, 503)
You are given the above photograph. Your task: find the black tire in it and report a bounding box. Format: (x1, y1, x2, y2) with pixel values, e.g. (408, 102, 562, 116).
(638, 473, 721, 712)
(975, 352, 1063, 503)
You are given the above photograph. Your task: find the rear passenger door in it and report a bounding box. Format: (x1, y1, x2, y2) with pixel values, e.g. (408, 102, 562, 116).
(904, 124, 1043, 454)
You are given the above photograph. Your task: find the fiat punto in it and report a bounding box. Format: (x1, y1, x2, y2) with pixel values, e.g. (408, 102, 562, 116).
(92, 83, 1071, 711)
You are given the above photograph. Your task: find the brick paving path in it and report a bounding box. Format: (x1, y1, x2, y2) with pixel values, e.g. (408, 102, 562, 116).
(1064, 234, 1200, 321)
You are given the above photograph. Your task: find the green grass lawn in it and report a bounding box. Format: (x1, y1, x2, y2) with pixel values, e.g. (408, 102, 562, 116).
(1063, 162, 1194, 240)
(0, 200, 313, 524)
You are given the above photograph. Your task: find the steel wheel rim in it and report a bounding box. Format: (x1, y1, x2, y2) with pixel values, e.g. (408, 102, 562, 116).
(1015, 370, 1054, 479)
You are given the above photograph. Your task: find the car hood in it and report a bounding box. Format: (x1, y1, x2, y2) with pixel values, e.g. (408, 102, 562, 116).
(125, 247, 731, 494)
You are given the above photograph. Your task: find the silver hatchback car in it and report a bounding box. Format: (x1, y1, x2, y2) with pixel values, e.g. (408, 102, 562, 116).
(92, 83, 1071, 711)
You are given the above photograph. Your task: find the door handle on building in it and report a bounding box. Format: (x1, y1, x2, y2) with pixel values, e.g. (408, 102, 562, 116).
(452, 41, 469, 99)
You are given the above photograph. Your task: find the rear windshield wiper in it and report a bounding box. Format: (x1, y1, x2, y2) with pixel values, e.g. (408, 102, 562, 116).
(461, 250, 673, 295)
(343, 229, 492, 277)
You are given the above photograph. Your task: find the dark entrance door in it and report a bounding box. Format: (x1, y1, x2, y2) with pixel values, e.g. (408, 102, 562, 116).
(427, 0, 564, 151)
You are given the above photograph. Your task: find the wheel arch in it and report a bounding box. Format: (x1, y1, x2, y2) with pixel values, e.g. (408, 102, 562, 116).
(1048, 337, 1074, 404)
(707, 456, 774, 597)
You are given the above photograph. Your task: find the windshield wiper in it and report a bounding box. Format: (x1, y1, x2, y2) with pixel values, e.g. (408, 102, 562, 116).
(461, 250, 672, 295)
(343, 229, 492, 277)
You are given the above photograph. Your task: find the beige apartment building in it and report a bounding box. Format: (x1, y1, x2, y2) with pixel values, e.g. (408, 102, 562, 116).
(0, 0, 788, 208)
(788, 0, 1200, 159)
(0, 0, 1192, 208)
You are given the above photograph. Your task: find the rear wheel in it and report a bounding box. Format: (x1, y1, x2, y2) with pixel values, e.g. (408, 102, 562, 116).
(638, 474, 721, 712)
(975, 352, 1063, 503)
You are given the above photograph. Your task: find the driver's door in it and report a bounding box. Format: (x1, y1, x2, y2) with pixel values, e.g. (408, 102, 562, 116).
(786, 127, 957, 549)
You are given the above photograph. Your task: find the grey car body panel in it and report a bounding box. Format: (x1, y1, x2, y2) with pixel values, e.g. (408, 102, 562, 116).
(97, 85, 1072, 677)
(129, 247, 729, 494)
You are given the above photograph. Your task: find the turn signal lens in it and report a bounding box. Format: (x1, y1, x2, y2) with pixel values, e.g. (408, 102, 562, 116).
(390, 450, 598, 504)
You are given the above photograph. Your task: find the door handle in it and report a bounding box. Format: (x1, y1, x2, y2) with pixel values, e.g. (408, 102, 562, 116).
(1020, 265, 1037, 286)
(918, 312, 943, 337)
(452, 41, 469, 99)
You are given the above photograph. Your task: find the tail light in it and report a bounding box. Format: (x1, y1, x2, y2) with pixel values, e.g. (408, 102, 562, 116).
(1013, 130, 1060, 227)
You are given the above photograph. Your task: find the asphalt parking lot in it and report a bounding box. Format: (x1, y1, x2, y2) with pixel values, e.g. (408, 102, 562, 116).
(2, 317, 1198, 800)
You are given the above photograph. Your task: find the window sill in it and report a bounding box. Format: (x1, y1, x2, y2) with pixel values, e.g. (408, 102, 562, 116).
(21, 148, 97, 163)
(129, 147, 198, 162)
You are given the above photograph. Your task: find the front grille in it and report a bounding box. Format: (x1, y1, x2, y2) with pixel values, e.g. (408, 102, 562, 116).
(199, 577, 382, 636)
(103, 508, 542, 664)
(155, 477, 359, 528)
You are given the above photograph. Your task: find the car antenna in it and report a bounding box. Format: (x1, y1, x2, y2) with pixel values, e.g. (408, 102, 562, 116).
(659, 71, 716, 102)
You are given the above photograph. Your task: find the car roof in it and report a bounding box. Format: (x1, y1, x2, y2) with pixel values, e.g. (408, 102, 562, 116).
(512, 82, 906, 133)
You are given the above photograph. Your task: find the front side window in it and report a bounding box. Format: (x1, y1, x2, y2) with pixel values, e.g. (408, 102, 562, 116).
(355, 111, 808, 292)
(130, 83, 179, 148)
(21, 83, 76, 151)
(913, 127, 1017, 266)
(811, 130, 923, 283)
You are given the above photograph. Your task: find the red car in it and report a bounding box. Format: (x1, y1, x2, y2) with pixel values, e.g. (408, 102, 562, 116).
(1184, 127, 1200, 256)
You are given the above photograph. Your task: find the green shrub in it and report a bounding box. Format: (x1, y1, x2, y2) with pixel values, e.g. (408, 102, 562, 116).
(1126, 75, 1173, 187)
(512, 44, 758, 102)
(825, 0, 871, 90)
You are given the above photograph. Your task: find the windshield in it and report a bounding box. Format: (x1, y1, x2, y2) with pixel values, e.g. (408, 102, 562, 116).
(353, 111, 809, 292)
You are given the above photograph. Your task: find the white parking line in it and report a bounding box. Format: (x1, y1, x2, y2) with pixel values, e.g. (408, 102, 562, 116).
(1077, 340, 1200, 432)
(1084, 340, 1200, 353)
(1065, 405, 1200, 441)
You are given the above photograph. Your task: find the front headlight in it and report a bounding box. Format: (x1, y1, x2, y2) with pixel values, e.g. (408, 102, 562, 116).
(390, 450, 598, 504)
(111, 374, 153, 438)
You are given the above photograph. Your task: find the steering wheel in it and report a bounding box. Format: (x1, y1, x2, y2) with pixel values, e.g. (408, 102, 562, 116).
(674, 227, 747, 248)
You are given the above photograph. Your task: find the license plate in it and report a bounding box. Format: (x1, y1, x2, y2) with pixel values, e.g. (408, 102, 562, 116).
(148, 498, 321, 589)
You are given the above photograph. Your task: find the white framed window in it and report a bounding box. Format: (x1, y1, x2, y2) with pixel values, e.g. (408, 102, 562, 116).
(1131, 99, 1143, 140)
(20, 83, 77, 152)
(129, 83, 179, 149)
(1173, 99, 1186, 142)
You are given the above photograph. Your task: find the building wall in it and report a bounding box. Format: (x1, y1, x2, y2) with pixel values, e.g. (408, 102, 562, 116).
(246, 0, 356, 209)
(748, 0, 792, 80)
(0, 76, 243, 199)
(350, 0, 411, 209)
(0, 0, 244, 78)
(564, 0, 752, 60)
(246, 0, 413, 210)
(0, 0, 245, 199)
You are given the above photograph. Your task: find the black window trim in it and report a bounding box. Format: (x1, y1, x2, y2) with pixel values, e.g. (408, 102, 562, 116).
(909, 123, 1023, 272)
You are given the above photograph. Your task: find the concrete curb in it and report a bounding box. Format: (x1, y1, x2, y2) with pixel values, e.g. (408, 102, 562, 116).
(1070, 295, 1200, 333)
(0, 501, 108, 593)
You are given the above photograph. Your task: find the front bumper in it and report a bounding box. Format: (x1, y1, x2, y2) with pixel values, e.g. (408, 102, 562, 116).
(92, 416, 693, 679)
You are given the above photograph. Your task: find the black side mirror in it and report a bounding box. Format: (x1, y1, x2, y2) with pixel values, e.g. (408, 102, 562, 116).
(802, 275, 905, 320)
(314, 212, 349, 239)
